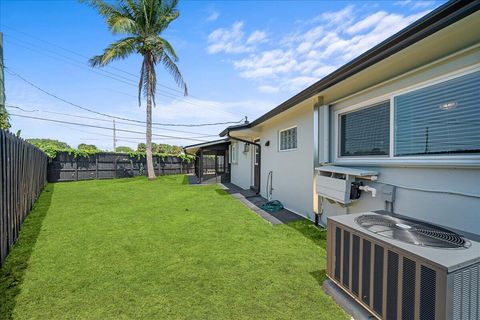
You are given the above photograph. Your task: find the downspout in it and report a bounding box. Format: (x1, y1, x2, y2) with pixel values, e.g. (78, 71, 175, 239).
(227, 131, 261, 195)
(313, 99, 329, 228)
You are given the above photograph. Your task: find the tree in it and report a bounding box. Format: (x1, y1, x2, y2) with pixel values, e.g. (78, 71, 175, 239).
(87, 0, 187, 180)
(0, 109, 9, 130)
(116, 146, 134, 153)
(77, 143, 100, 152)
(137, 143, 146, 152)
(27, 139, 71, 149)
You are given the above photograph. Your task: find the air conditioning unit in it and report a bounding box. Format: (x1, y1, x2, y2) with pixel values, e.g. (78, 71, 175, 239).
(326, 211, 480, 320)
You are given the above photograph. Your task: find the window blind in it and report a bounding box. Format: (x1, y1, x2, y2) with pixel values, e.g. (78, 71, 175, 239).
(340, 102, 390, 157)
(395, 70, 480, 156)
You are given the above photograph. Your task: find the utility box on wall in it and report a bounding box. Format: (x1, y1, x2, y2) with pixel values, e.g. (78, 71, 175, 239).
(315, 166, 378, 205)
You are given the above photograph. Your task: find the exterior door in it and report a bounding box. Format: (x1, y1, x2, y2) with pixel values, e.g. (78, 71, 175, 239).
(253, 139, 260, 191)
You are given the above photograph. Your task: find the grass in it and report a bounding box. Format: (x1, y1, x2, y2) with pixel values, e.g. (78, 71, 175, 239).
(0, 176, 348, 320)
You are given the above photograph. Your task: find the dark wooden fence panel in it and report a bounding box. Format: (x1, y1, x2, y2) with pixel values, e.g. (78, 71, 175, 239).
(0, 129, 48, 266)
(48, 152, 194, 182)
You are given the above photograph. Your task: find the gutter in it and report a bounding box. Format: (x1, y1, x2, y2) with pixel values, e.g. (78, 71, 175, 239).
(227, 131, 261, 195)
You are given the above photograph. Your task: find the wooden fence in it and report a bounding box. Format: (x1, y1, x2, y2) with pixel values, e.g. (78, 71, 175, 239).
(48, 152, 194, 182)
(0, 129, 48, 266)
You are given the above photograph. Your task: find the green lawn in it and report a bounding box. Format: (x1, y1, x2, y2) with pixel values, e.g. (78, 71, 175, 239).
(0, 176, 348, 320)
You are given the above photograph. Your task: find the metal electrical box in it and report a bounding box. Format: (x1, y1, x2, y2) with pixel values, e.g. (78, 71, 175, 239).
(315, 166, 378, 204)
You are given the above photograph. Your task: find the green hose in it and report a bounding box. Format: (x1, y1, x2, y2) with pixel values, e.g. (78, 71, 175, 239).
(260, 200, 284, 212)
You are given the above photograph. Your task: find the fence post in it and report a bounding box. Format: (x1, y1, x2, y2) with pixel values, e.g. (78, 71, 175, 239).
(113, 157, 117, 179)
(75, 157, 78, 181)
(95, 155, 98, 179)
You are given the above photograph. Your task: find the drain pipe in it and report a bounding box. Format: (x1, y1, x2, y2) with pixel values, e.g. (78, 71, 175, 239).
(227, 132, 261, 195)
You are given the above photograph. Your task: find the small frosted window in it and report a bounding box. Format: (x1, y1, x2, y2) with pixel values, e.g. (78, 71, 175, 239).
(279, 127, 297, 151)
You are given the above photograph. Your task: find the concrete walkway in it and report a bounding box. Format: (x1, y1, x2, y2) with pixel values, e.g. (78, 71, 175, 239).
(219, 183, 305, 225)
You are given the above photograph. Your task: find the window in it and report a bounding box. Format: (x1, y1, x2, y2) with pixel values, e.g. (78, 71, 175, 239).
(279, 127, 297, 151)
(395, 70, 480, 156)
(335, 68, 480, 163)
(340, 102, 390, 157)
(229, 143, 238, 163)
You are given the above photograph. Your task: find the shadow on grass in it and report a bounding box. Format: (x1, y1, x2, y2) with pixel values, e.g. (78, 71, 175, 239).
(285, 220, 327, 248)
(310, 269, 327, 286)
(0, 183, 54, 320)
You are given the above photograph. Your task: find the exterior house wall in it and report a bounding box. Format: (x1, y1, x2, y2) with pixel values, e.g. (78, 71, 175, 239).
(230, 141, 253, 190)
(318, 45, 480, 235)
(257, 103, 315, 219)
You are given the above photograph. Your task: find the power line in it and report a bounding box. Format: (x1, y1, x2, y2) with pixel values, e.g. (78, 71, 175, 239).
(9, 113, 210, 142)
(6, 105, 220, 138)
(2, 25, 193, 97)
(5, 68, 247, 127)
(3, 34, 248, 117)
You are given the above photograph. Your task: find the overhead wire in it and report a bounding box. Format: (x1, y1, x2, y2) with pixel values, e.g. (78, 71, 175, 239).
(5, 68, 247, 127)
(6, 105, 219, 137)
(3, 33, 250, 118)
(9, 113, 210, 142)
(2, 25, 193, 97)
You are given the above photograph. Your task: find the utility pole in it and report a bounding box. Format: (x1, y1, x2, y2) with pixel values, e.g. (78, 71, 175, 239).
(113, 120, 117, 152)
(0, 32, 10, 130)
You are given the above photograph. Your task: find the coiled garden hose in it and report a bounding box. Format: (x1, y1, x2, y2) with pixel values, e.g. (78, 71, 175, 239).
(260, 200, 284, 212)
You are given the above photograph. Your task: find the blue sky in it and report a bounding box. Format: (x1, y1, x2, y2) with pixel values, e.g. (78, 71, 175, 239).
(0, 0, 443, 150)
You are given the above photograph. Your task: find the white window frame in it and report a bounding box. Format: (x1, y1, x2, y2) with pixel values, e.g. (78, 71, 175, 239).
(333, 64, 480, 166)
(278, 125, 298, 152)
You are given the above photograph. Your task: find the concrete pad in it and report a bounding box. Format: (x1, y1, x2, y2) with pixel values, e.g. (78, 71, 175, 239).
(323, 279, 375, 320)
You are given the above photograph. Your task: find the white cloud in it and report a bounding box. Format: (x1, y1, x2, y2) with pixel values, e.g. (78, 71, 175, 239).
(207, 22, 267, 54)
(246, 30, 268, 45)
(207, 10, 220, 22)
(207, 4, 438, 94)
(234, 49, 296, 79)
(258, 85, 279, 94)
(395, 1, 437, 9)
(346, 11, 388, 34)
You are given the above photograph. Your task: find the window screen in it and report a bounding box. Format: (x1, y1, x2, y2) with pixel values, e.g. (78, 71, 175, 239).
(340, 102, 390, 157)
(395, 70, 480, 156)
(279, 127, 297, 150)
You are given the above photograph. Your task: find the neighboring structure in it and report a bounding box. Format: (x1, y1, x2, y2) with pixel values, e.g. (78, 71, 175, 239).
(218, 1, 480, 234)
(184, 139, 231, 183)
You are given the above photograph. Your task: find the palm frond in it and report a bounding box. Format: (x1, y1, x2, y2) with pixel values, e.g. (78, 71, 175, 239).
(83, 0, 122, 19)
(159, 53, 187, 96)
(89, 37, 139, 67)
(153, 0, 179, 33)
(138, 58, 146, 106)
(146, 35, 178, 61)
(108, 14, 138, 34)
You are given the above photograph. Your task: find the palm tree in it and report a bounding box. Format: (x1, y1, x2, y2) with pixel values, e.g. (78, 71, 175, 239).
(87, 0, 187, 179)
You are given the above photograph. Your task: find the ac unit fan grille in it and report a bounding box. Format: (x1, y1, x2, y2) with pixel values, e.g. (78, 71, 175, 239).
(356, 214, 469, 249)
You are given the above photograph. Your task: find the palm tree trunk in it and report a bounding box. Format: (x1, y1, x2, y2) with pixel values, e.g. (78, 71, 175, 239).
(146, 94, 156, 179)
(145, 57, 156, 180)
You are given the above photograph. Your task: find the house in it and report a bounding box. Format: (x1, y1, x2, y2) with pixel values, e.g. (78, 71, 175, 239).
(217, 0, 480, 235)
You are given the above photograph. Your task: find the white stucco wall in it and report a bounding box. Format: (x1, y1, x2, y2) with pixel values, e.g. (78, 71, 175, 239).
(230, 141, 253, 190)
(258, 104, 315, 219)
(318, 45, 480, 235)
(229, 103, 315, 219)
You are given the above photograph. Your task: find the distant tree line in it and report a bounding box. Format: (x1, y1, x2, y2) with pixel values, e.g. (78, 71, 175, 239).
(26, 138, 189, 160)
